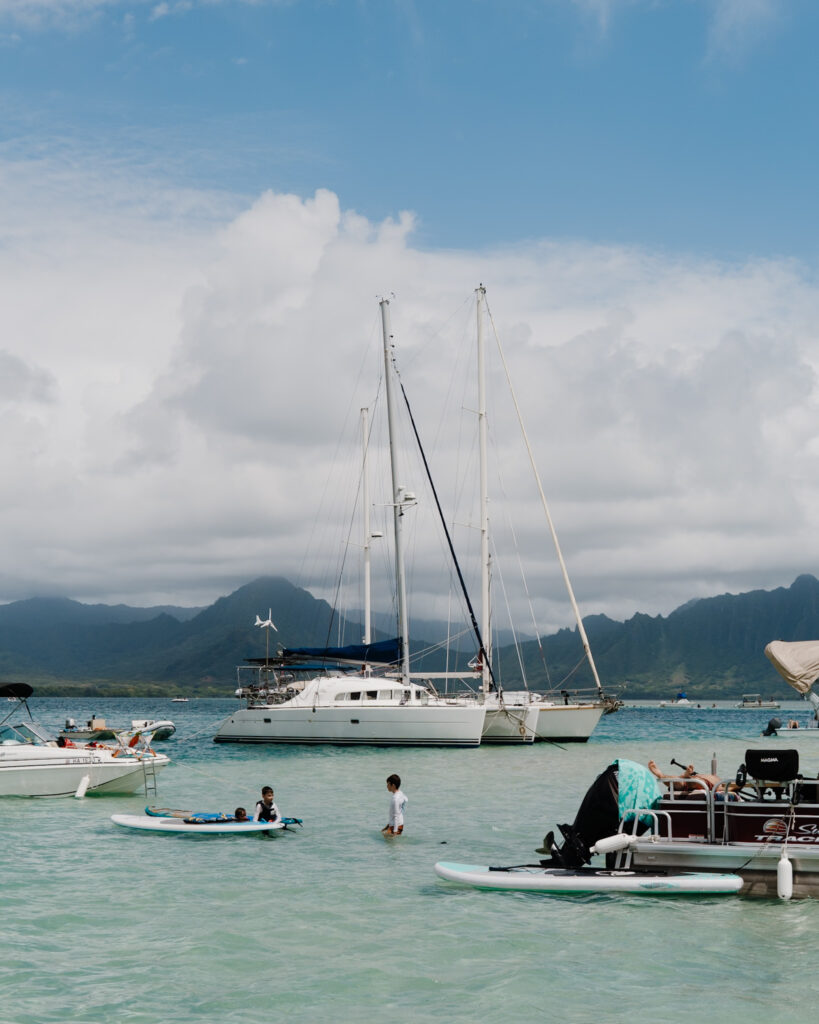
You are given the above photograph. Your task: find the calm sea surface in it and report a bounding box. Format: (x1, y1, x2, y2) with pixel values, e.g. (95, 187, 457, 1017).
(4, 697, 819, 1024)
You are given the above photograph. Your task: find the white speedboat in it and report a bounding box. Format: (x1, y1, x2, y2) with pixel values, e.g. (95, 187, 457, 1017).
(0, 684, 170, 797)
(658, 696, 692, 707)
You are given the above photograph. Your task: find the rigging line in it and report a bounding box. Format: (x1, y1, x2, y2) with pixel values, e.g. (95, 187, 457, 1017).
(557, 654, 591, 689)
(485, 298, 604, 696)
(395, 291, 473, 380)
(397, 378, 498, 693)
(410, 627, 474, 663)
(491, 550, 528, 693)
(319, 414, 373, 659)
(295, 311, 383, 595)
(488, 429, 552, 686)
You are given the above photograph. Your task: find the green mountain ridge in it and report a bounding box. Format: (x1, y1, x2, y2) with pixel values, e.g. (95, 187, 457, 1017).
(0, 574, 817, 698)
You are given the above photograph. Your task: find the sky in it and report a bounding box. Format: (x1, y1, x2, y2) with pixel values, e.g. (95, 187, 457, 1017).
(0, 0, 818, 632)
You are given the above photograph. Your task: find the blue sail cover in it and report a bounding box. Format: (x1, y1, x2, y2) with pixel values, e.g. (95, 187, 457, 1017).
(281, 638, 401, 665)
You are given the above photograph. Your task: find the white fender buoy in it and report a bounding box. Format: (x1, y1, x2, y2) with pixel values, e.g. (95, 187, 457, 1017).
(74, 774, 91, 799)
(777, 849, 793, 901)
(590, 833, 639, 856)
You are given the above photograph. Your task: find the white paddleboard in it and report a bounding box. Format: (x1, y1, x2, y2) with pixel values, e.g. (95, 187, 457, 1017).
(111, 813, 285, 834)
(434, 861, 743, 895)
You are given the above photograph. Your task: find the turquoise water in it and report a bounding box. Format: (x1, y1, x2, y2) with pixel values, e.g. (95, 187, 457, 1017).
(3, 698, 818, 1024)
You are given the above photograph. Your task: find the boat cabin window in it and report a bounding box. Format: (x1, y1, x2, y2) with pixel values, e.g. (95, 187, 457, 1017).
(378, 690, 394, 701)
(336, 692, 361, 701)
(363, 690, 378, 701)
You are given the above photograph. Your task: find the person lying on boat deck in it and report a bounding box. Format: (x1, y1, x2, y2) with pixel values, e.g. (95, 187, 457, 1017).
(253, 786, 280, 823)
(382, 773, 407, 837)
(234, 807, 248, 822)
(647, 760, 732, 795)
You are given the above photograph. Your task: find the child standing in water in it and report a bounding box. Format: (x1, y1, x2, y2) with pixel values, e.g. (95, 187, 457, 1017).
(382, 773, 407, 837)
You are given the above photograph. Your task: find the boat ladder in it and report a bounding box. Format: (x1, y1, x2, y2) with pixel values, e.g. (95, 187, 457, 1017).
(142, 758, 159, 797)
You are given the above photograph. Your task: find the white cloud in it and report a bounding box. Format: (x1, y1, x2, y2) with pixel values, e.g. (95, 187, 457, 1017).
(568, 0, 784, 62)
(0, 0, 113, 27)
(705, 0, 782, 63)
(0, 156, 817, 632)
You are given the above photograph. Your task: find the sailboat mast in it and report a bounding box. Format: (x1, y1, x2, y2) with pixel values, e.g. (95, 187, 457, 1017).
(476, 285, 492, 698)
(361, 407, 372, 645)
(379, 299, 411, 683)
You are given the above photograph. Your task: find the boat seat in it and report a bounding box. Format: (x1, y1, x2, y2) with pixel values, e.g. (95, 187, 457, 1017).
(737, 748, 800, 799)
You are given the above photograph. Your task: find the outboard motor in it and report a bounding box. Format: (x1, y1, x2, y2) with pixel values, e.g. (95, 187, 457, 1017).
(761, 717, 782, 737)
(537, 763, 620, 868)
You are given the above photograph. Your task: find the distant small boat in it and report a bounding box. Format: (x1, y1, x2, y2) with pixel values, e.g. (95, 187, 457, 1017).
(129, 719, 176, 741)
(60, 717, 176, 742)
(658, 696, 692, 708)
(58, 717, 118, 741)
(171, 698, 189, 703)
(735, 693, 780, 709)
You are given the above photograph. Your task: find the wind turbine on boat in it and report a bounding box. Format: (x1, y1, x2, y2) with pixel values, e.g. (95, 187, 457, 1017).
(255, 609, 278, 667)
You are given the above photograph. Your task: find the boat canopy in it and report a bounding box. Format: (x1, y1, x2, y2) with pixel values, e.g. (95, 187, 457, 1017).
(765, 640, 819, 694)
(0, 683, 33, 700)
(281, 638, 401, 666)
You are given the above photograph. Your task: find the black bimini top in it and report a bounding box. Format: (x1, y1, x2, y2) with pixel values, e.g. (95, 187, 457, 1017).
(0, 683, 33, 700)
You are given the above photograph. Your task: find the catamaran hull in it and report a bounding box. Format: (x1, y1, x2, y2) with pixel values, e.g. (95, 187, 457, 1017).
(0, 754, 169, 797)
(213, 705, 486, 746)
(482, 698, 604, 743)
(532, 704, 604, 742)
(482, 706, 539, 744)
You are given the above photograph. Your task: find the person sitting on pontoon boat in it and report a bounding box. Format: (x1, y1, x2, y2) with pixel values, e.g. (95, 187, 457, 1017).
(651, 761, 737, 798)
(647, 759, 729, 795)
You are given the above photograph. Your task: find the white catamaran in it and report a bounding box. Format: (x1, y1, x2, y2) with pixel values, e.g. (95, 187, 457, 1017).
(214, 299, 486, 747)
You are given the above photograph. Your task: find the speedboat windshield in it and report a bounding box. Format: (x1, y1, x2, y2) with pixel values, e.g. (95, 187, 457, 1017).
(0, 722, 54, 745)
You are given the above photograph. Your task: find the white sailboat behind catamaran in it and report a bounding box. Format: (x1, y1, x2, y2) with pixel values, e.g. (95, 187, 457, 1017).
(460, 286, 614, 743)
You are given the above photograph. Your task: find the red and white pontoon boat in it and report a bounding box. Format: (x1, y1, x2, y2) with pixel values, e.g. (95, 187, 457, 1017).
(535, 642, 819, 898)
